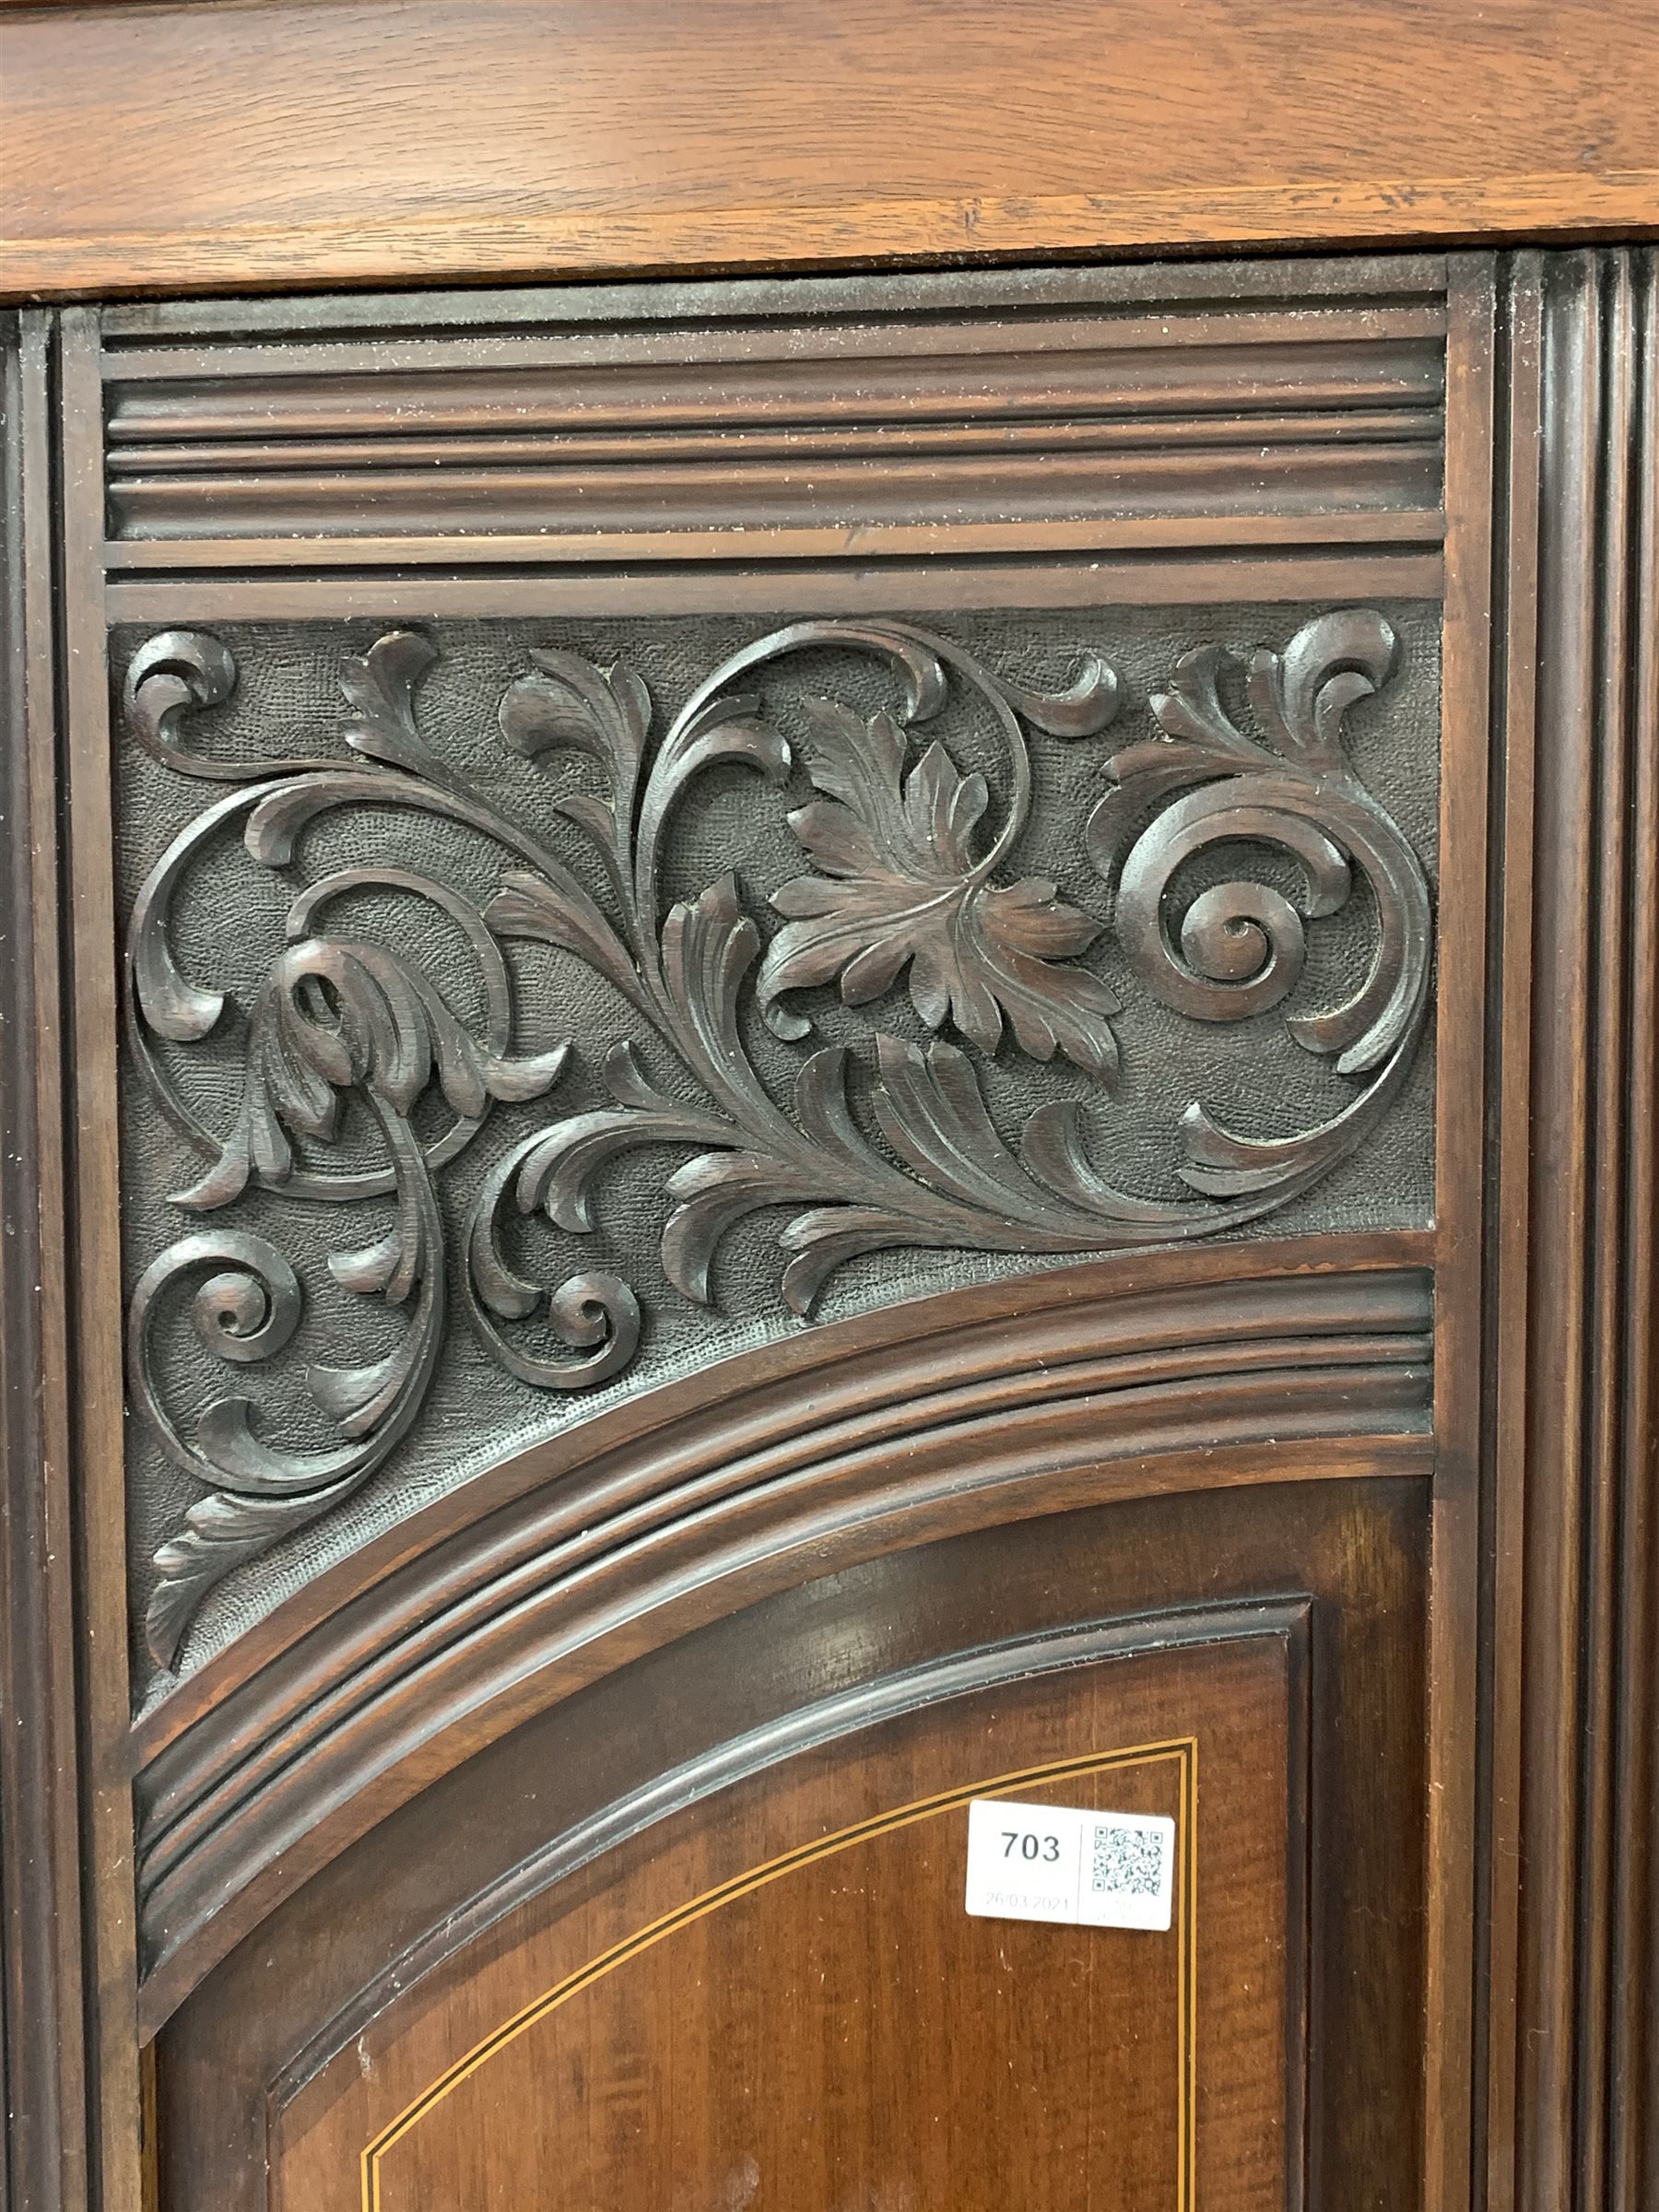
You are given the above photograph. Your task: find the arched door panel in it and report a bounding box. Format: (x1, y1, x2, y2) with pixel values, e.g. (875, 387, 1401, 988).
(159, 1473, 1425, 2210)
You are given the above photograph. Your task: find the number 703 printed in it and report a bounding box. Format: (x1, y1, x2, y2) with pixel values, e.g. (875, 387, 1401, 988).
(963, 1797, 1176, 1931)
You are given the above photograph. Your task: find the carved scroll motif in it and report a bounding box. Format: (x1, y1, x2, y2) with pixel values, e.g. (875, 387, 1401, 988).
(122, 613, 1431, 1664)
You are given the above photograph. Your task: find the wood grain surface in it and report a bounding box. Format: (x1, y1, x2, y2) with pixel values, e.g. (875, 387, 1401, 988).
(281, 1638, 1271, 2212)
(127, 1250, 1432, 2034)
(159, 1479, 1420, 2212)
(1481, 248, 1659, 2212)
(1, 0, 1656, 300)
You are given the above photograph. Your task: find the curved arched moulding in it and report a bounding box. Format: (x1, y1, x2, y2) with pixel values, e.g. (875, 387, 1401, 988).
(129, 1235, 1432, 2030)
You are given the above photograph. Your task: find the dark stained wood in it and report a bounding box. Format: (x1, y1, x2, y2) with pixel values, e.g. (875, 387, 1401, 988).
(19, 247, 1479, 2212)
(0, 312, 92, 2212)
(88, 257, 1451, 614)
(100, 550, 1448, 624)
(1480, 251, 1544, 2212)
(1610, 293, 1659, 2212)
(95, 280, 1448, 555)
(1422, 252, 1497, 2212)
(52, 265, 1460, 2125)
(1481, 247, 1659, 2212)
(53, 306, 146, 2212)
(0, 2, 1656, 298)
(0, 179, 1654, 2212)
(70, 250, 1459, 2062)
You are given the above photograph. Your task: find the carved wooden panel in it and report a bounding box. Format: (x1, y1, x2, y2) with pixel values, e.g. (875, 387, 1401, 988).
(6, 244, 1658, 2212)
(0, 256, 1473, 2212)
(131, 1254, 1434, 2033)
(116, 602, 1439, 1673)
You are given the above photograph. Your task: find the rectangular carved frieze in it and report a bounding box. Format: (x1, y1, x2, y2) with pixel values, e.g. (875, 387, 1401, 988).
(37, 257, 1445, 1708)
(116, 599, 1440, 1679)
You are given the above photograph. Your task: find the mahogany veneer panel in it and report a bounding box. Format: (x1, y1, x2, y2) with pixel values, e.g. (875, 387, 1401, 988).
(162, 1475, 1422, 2212)
(284, 1632, 1288, 2212)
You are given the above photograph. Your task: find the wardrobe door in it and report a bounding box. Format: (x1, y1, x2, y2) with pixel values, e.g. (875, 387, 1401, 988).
(6, 13, 1659, 2209)
(41, 243, 1650, 2212)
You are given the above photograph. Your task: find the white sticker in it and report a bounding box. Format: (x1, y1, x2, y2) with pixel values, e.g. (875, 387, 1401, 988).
(964, 1798, 1176, 1931)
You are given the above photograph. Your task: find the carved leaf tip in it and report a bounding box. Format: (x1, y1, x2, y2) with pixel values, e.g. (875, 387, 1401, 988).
(997, 650, 1123, 739)
(340, 629, 443, 777)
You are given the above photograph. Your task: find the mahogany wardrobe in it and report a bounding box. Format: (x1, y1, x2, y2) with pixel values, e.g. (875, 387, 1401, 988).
(1, 5, 1656, 2209)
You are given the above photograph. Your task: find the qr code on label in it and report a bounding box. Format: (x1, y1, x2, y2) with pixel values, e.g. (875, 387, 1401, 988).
(1089, 1820, 1166, 1898)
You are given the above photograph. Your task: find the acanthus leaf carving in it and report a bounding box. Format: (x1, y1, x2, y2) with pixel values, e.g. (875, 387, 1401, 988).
(757, 686, 1122, 1077)
(122, 611, 1431, 1665)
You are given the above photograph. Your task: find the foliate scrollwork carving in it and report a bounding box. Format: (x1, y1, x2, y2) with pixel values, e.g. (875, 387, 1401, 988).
(122, 610, 1431, 1664)
(1088, 608, 1431, 1194)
